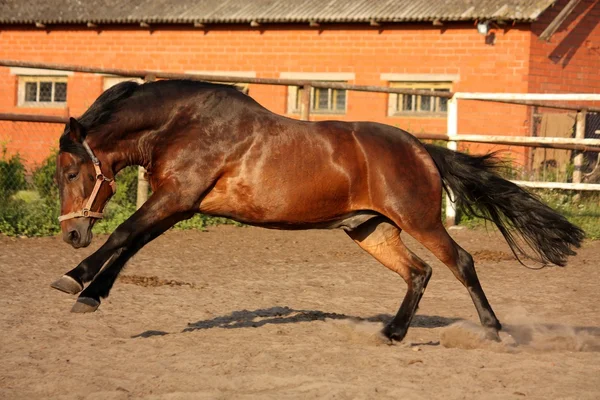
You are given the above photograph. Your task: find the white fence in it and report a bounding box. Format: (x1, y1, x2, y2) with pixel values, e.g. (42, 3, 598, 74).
(444, 92, 600, 226)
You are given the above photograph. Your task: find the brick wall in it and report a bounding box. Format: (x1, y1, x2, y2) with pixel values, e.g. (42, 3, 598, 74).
(529, 0, 600, 94)
(0, 21, 540, 166)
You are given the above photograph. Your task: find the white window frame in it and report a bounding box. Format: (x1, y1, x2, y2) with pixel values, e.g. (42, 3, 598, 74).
(382, 74, 458, 118)
(282, 73, 354, 115)
(290, 86, 349, 115)
(17, 76, 68, 107)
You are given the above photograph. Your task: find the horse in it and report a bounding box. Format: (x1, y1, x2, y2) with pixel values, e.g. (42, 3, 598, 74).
(52, 79, 584, 342)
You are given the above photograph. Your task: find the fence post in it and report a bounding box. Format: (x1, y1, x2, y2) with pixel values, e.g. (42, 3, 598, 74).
(300, 84, 311, 121)
(136, 167, 149, 209)
(445, 96, 458, 227)
(573, 109, 587, 202)
(136, 74, 156, 209)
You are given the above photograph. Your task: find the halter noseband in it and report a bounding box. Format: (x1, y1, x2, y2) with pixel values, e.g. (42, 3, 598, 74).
(58, 141, 117, 222)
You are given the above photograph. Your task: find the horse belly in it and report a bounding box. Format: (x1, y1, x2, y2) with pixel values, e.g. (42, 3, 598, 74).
(199, 168, 360, 226)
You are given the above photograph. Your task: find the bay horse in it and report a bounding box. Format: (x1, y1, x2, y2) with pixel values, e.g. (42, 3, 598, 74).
(52, 80, 584, 342)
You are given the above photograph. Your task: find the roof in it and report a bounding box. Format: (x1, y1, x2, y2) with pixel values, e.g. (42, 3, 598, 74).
(0, 0, 556, 25)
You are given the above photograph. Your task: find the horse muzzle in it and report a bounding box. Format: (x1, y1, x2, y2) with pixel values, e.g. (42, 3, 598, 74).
(62, 220, 94, 248)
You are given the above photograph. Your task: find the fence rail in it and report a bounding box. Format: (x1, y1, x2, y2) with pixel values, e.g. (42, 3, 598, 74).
(4, 59, 600, 113)
(2, 59, 600, 229)
(3, 113, 600, 153)
(0, 59, 454, 99)
(0, 113, 68, 124)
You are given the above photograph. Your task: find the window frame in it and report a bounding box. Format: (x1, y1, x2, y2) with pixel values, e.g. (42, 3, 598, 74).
(283, 73, 354, 116)
(290, 85, 348, 115)
(17, 76, 68, 108)
(387, 81, 453, 118)
(387, 79, 454, 118)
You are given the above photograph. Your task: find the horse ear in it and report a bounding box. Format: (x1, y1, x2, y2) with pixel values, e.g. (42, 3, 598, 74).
(68, 117, 84, 143)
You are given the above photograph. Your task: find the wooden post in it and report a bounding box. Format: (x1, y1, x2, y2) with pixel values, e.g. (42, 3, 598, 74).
(136, 167, 149, 209)
(573, 110, 587, 202)
(300, 84, 311, 121)
(445, 96, 458, 227)
(136, 75, 156, 209)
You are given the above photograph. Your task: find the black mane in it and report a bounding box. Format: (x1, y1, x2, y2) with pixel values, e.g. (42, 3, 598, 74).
(78, 81, 140, 133)
(59, 79, 239, 157)
(59, 80, 140, 157)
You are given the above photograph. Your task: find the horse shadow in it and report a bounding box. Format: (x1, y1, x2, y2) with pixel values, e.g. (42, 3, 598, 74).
(131, 306, 460, 339)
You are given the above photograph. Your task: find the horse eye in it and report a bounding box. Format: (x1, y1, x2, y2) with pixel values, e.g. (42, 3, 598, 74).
(67, 172, 78, 181)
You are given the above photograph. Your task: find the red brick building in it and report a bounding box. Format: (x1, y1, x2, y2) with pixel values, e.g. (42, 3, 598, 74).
(0, 0, 598, 166)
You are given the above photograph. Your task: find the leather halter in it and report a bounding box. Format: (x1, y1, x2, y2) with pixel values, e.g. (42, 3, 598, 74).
(58, 141, 117, 222)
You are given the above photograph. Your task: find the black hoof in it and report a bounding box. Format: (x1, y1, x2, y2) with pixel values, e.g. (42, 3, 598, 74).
(71, 297, 100, 313)
(51, 275, 83, 295)
(382, 324, 407, 342)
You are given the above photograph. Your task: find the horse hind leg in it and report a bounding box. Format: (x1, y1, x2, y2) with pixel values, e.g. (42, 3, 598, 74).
(406, 222, 502, 337)
(346, 217, 432, 342)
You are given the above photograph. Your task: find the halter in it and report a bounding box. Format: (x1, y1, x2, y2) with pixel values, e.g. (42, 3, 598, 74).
(58, 141, 117, 222)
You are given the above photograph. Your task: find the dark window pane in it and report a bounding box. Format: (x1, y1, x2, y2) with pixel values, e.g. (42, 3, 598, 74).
(335, 90, 346, 111)
(420, 95, 431, 112)
(39, 82, 52, 102)
(438, 97, 448, 112)
(54, 82, 67, 102)
(315, 88, 329, 110)
(402, 94, 413, 111)
(25, 82, 37, 102)
(435, 89, 450, 112)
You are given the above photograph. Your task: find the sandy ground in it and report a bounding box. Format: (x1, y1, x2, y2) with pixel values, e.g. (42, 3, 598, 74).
(0, 225, 599, 399)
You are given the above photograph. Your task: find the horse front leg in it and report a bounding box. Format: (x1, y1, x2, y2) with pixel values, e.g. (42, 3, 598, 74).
(51, 186, 194, 311)
(72, 211, 188, 312)
(51, 241, 128, 295)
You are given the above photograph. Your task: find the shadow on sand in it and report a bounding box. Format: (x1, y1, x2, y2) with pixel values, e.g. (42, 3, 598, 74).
(131, 306, 460, 338)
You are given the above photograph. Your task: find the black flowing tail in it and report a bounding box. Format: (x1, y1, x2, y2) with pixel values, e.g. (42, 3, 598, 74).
(424, 144, 584, 267)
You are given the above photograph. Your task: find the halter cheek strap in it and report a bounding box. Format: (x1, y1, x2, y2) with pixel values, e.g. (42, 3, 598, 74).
(58, 141, 117, 222)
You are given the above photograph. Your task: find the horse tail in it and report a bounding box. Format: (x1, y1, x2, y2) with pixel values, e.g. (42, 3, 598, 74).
(423, 144, 584, 267)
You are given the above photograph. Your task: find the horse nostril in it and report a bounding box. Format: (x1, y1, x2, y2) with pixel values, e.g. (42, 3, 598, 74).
(68, 230, 80, 243)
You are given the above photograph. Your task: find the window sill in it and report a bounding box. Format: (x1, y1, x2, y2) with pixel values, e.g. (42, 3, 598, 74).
(18, 102, 67, 108)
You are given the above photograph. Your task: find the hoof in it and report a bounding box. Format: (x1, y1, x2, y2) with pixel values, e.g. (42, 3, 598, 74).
(484, 328, 501, 342)
(382, 324, 407, 343)
(71, 297, 100, 313)
(51, 275, 83, 295)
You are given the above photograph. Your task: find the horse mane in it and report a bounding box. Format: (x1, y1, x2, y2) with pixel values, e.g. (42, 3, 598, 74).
(59, 80, 140, 158)
(79, 81, 141, 132)
(59, 79, 243, 158)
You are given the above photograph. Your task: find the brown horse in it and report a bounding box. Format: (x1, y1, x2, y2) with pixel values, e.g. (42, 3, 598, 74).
(52, 80, 584, 342)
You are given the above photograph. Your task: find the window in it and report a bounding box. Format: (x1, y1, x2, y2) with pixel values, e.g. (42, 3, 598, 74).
(290, 86, 347, 114)
(388, 82, 452, 117)
(282, 73, 354, 116)
(18, 76, 68, 107)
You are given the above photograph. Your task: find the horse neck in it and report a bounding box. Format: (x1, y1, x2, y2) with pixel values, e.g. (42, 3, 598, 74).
(85, 122, 154, 176)
(84, 91, 183, 174)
